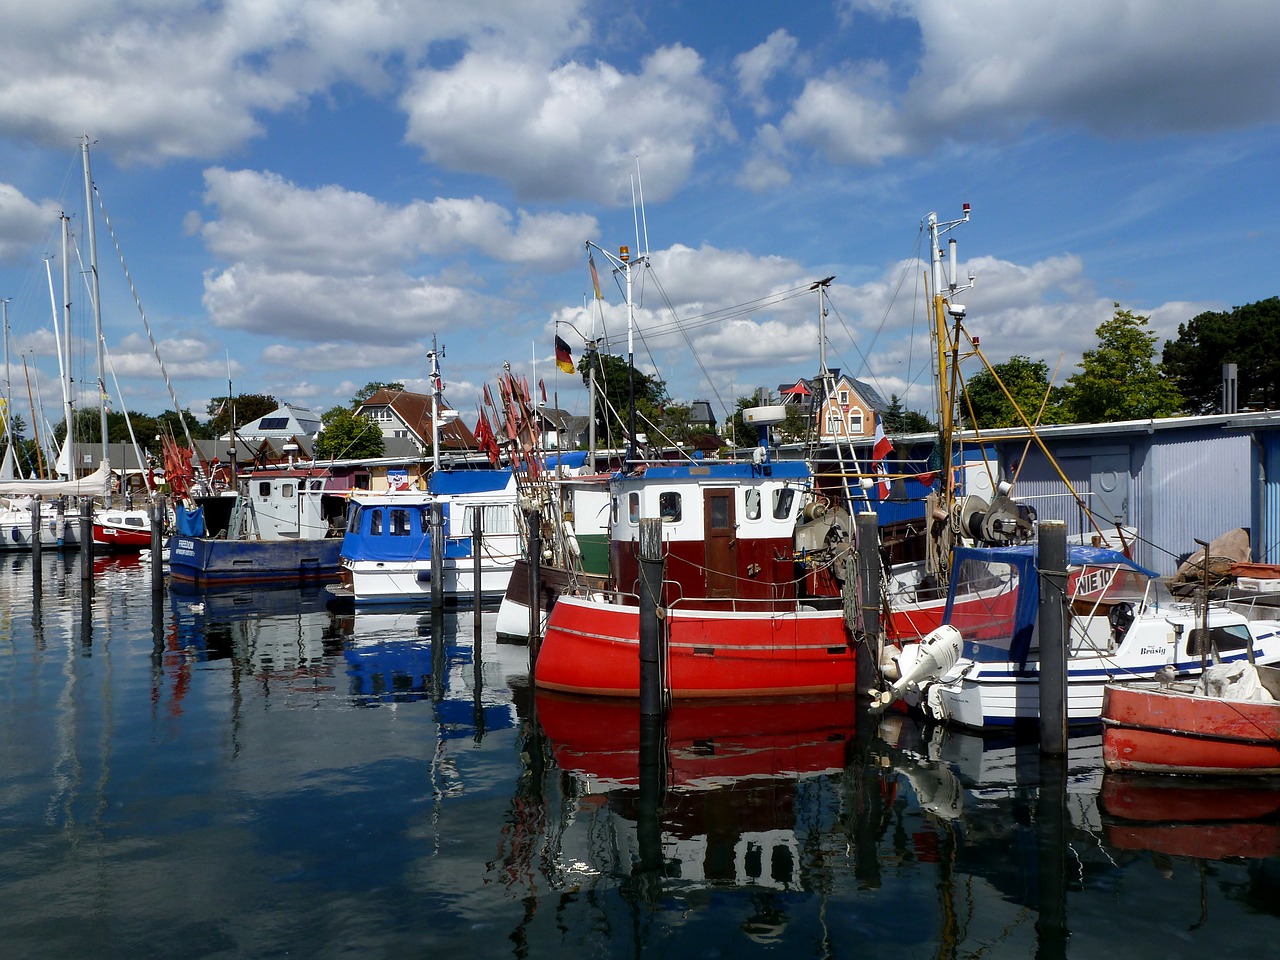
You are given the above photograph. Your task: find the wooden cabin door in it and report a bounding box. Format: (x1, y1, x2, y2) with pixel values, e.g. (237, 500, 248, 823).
(703, 487, 737, 598)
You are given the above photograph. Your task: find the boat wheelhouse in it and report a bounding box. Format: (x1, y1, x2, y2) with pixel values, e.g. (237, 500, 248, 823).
(168, 468, 348, 586)
(335, 468, 520, 606)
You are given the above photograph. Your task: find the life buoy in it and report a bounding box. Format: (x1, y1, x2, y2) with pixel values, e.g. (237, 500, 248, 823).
(562, 519, 581, 559)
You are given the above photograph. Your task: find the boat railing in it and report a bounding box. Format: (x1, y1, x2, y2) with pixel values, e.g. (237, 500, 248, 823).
(665, 593, 817, 615)
(1223, 590, 1280, 622)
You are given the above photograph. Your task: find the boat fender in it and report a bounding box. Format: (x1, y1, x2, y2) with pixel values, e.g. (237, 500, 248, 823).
(563, 520, 581, 559)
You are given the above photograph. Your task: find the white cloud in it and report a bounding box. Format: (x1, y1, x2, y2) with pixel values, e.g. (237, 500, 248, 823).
(734, 29, 798, 116)
(0, 0, 591, 163)
(401, 45, 722, 203)
(0, 183, 60, 261)
(780, 1, 1280, 166)
(200, 168, 595, 273)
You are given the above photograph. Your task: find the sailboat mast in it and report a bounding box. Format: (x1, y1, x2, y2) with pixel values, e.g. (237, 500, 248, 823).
(60, 214, 75, 479)
(82, 137, 109, 464)
(1, 298, 13, 461)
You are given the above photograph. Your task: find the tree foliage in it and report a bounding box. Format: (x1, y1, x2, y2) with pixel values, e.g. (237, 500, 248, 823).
(882, 394, 936, 434)
(206, 393, 278, 438)
(578, 350, 669, 449)
(314, 407, 385, 461)
(961, 356, 1071, 429)
(1162, 297, 1280, 414)
(1064, 304, 1182, 422)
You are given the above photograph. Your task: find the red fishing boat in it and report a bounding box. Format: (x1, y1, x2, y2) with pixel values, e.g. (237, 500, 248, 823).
(1101, 662, 1280, 775)
(533, 459, 858, 698)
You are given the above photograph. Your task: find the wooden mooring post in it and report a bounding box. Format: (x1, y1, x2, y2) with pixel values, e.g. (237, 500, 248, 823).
(430, 501, 445, 611)
(471, 507, 483, 634)
(1038, 520, 1068, 755)
(79, 499, 94, 582)
(151, 500, 165, 593)
(638, 518, 666, 717)
(527, 508, 541, 663)
(854, 511, 883, 699)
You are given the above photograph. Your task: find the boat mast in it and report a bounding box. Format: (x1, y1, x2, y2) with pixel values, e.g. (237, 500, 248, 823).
(428, 335, 445, 474)
(0, 298, 13, 470)
(58, 214, 76, 479)
(81, 137, 109, 466)
(812, 276, 854, 510)
(927, 204, 974, 511)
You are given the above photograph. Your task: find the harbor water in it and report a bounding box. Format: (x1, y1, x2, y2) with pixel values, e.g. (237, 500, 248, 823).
(1, 551, 1278, 959)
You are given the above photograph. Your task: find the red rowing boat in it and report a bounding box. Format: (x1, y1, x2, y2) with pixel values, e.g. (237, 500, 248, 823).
(1101, 663, 1280, 775)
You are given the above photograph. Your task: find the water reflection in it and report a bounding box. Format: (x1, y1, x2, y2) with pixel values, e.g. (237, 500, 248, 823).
(3, 551, 1280, 958)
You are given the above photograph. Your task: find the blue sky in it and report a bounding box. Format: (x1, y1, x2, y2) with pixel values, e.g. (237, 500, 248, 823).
(1, 0, 1278, 438)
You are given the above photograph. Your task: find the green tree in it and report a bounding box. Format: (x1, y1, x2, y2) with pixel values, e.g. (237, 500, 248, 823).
(883, 394, 936, 434)
(352, 381, 406, 404)
(961, 356, 1071, 429)
(578, 350, 669, 450)
(313, 407, 385, 461)
(1162, 297, 1280, 414)
(206, 393, 278, 438)
(1064, 304, 1182, 422)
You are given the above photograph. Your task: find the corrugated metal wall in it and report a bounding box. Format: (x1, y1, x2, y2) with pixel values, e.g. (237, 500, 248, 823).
(1260, 432, 1280, 564)
(1144, 429, 1252, 575)
(993, 426, 1255, 577)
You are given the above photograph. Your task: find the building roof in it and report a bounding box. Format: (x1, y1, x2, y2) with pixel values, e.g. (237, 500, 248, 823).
(234, 402, 323, 440)
(357, 388, 477, 450)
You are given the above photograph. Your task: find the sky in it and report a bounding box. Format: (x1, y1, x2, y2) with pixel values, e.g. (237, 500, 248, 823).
(1, 0, 1278, 441)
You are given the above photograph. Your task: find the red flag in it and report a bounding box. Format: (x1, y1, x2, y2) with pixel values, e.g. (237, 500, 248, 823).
(554, 335, 574, 374)
(872, 414, 892, 461)
(538, 378, 547, 403)
(483, 383, 494, 408)
(876, 461, 891, 499)
(915, 471, 938, 488)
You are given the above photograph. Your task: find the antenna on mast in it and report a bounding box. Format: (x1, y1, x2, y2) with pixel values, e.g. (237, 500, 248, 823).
(635, 158, 650, 258)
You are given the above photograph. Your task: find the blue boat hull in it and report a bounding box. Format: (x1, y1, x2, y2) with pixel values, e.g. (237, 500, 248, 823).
(167, 536, 343, 586)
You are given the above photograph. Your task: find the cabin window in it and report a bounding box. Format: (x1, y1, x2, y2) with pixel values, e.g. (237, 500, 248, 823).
(258, 481, 272, 498)
(281, 483, 294, 498)
(659, 492, 682, 522)
(628, 492, 640, 524)
(348, 504, 363, 531)
(390, 508, 412, 536)
(125, 517, 144, 528)
(369, 509, 383, 535)
(310, 479, 325, 491)
(772, 488, 796, 520)
(418, 506, 432, 532)
(744, 489, 761, 520)
(1185, 623, 1253, 657)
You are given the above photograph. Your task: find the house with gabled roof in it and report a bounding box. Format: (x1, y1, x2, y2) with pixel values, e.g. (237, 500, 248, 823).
(353, 388, 477, 458)
(776, 369, 888, 443)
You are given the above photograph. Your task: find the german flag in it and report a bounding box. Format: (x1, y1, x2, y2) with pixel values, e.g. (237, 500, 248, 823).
(554, 335, 574, 374)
